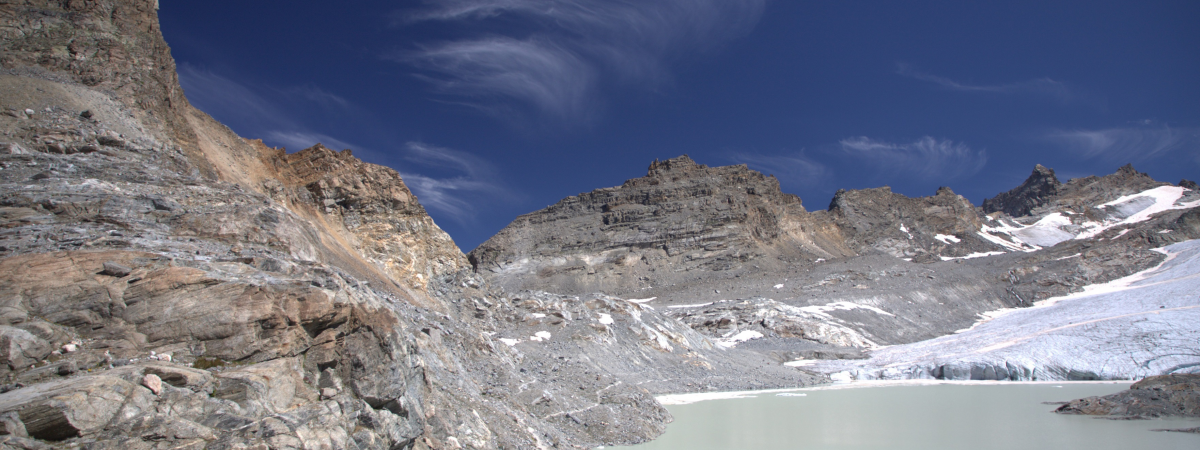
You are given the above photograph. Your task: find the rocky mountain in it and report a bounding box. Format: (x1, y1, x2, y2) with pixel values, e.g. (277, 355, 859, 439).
(473, 154, 1200, 379)
(0, 1, 1196, 448)
(0, 2, 821, 449)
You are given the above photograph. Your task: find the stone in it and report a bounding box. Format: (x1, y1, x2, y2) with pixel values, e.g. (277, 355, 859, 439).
(141, 373, 162, 395)
(1056, 373, 1200, 418)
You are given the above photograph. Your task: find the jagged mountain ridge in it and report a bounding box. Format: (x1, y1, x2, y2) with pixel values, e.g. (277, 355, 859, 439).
(472, 154, 1200, 361)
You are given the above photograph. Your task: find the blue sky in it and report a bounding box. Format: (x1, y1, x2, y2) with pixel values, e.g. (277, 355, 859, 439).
(159, 1, 1199, 251)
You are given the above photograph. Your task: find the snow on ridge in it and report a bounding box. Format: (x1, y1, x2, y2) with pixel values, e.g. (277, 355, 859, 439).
(940, 251, 1005, 261)
(799, 301, 895, 317)
(716, 330, 763, 348)
(974, 186, 1198, 255)
(934, 234, 961, 244)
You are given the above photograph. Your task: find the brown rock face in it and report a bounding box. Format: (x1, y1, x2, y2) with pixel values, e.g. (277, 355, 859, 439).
(827, 185, 995, 259)
(469, 155, 851, 294)
(265, 144, 469, 292)
(469, 155, 1002, 296)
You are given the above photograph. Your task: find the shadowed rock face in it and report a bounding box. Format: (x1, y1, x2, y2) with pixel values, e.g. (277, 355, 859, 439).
(982, 164, 1062, 217)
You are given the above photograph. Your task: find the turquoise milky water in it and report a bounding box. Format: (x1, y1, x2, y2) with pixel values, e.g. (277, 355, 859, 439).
(613, 382, 1200, 450)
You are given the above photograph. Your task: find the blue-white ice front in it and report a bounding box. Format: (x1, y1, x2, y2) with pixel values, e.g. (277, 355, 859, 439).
(813, 239, 1200, 381)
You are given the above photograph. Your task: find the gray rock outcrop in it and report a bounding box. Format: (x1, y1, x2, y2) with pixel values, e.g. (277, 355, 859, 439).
(982, 164, 1062, 217)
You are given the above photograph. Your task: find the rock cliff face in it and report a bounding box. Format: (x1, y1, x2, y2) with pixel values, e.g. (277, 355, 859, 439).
(1, 2, 821, 449)
(470, 155, 852, 295)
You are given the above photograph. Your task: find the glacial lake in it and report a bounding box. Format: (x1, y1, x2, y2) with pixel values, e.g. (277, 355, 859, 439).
(612, 382, 1200, 450)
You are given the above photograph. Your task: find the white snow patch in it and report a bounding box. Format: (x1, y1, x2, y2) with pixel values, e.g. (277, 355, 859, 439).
(954, 242, 1186, 334)
(716, 330, 763, 348)
(1159, 229, 1172, 234)
(1076, 186, 1200, 239)
(939, 251, 1006, 261)
(899, 223, 913, 239)
(498, 338, 519, 347)
(530, 331, 551, 342)
(815, 258, 826, 263)
(626, 297, 657, 304)
(1056, 253, 1082, 261)
(667, 302, 714, 309)
(784, 359, 817, 367)
(774, 283, 785, 289)
(597, 314, 614, 325)
(934, 234, 961, 244)
(530, 313, 546, 318)
(799, 301, 894, 317)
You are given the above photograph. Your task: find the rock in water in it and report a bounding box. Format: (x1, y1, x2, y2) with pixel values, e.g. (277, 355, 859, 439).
(1055, 374, 1200, 418)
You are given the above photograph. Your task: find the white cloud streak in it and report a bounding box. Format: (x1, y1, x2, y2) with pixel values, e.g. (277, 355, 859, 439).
(896, 63, 1071, 101)
(839, 136, 988, 180)
(732, 151, 829, 186)
(397, 142, 516, 223)
(1045, 126, 1200, 163)
(407, 37, 594, 118)
(398, 0, 766, 121)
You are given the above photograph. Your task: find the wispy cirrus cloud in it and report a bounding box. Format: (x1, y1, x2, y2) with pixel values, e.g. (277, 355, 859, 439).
(397, 142, 518, 223)
(395, 0, 766, 122)
(1045, 125, 1200, 163)
(731, 151, 829, 187)
(179, 64, 351, 151)
(896, 63, 1074, 102)
(406, 37, 594, 119)
(839, 136, 988, 180)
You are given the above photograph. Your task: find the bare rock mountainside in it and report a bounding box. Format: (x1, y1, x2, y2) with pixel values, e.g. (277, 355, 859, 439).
(0, 1, 1197, 449)
(473, 156, 1200, 375)
(0, 1, 819, 449)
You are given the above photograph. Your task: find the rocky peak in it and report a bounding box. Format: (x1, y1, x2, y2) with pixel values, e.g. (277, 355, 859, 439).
(469, 155, 826, 295)
(827, 186, 989, 259)
(646, 154, 700, 177)
(255, 143, 470, 292)
(982, 164, 1062, 217)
